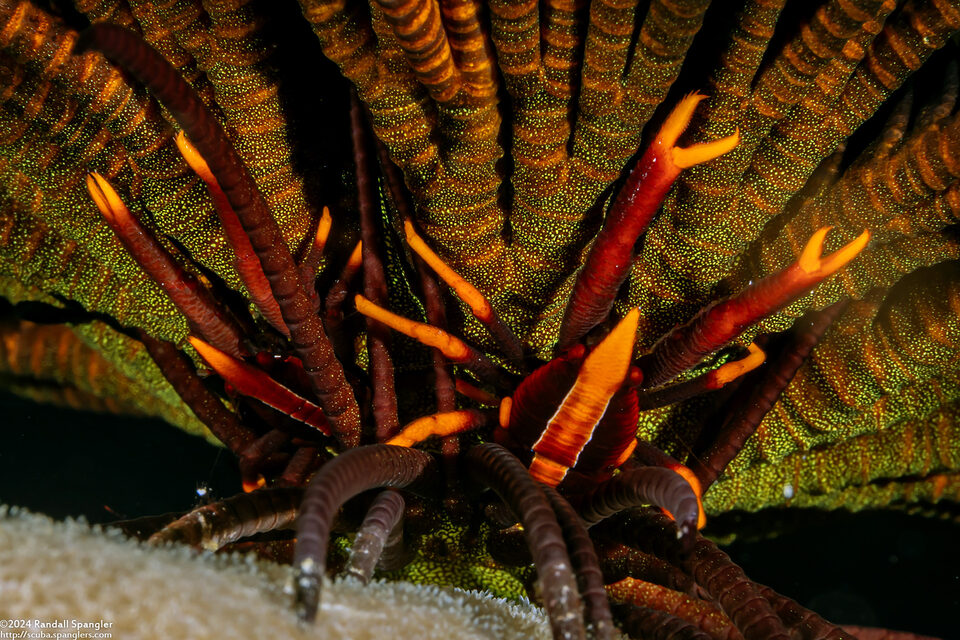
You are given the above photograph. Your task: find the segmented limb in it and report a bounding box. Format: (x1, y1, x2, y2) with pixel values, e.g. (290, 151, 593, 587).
(238, 429, 290, 492)
(464, 443, 586, 640)
(188, 337, 331, 437)
(386, 409, 490, 447)
(354, 294, 504, 386)
(689, 301, 846, 491)
(595, 541, 696, 595)
(279, 446, 322, 487)
(323, 240, 363, 322)
(638, 228, 869, 388)
(606, 578, 741, 640)
(175, 132, 288, 337)
(350, 92, 399, 440)
(503, 310, 640, 487)
(404, 218, 524, 367)
(344, 489, 407, 583)
(148, 487, 303, 551)
(558, 93, 739, 350)
(86, 173, 246, 357)
(606, 510, 791, 640)
(377, 142, 459, 452)
(611, 603, 715, 640)
(542, 485, 615, 640)
(759, 586, 850, 640)
(76, 25, 362, 446)
(572, 466, 701, 548)
(138, 331, 256, 456)
(299, 206, 333, 284)
(294, 445, 439, 622)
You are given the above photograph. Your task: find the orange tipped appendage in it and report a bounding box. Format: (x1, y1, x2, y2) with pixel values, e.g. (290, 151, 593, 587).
(176, 133, 289, 338)
(242, 474, 267, 493)
(404, 220, 524, 364)
(705, 342, 766, 390)
(346, 240, 363, 270)
(664, 94, 740, 169)
(558, 94, 739, 349)
(188, 337, 331, 437)
(640, 227, 870, 388)
(798, 226, 871, 276)
(405, 220, 492, 322)
(529, 309, 641, 486)
(313, 207, 333, 256)
(386, 409, 486, 447)
(86, 173, 245, 358)
(354, 294, 471, 363)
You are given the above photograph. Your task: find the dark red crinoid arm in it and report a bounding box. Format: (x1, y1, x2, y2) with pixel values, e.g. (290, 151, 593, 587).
(639, 227, 869, 388)
(87, 174, 246, 358)
(557, 94, 738, 349)
(76, 25, 362, 447)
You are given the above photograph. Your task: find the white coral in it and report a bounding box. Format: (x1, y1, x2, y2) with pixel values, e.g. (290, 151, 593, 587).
(0, 506, 551, 639)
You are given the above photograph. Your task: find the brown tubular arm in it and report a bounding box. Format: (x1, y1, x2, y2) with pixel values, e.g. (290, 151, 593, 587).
(465, 443, 587, 640)
(75, 24, 362, 447)
(293, 445, 439, 622)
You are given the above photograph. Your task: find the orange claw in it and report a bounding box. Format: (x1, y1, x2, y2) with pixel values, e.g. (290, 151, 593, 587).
(176, 132, 290, 338)
(188, 336, 331, 437)
(386, 409, 487, 447)
(640, 227, 870, 388)
(658, 93, 740, 170)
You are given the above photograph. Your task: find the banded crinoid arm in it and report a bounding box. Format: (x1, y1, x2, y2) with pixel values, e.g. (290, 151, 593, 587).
(344, 489, 408, 583)
(735, 88, 960, 335)
(147, 486, 303, 551)
(703, 263, 960, 512)
(464, 443, 587, 640)
(294, 445, 440, 622)
(606, 579, 739, 640)
(626, 0, 959, 344)
(636, 226, 869, 388)
(75, 24, 362, 446)
(296, 0, 508, 286)
(490, 0, 712, 260)
(0, 313, 184, 420)
(557, 93, 739, 349)
(0, 0, 276, 304)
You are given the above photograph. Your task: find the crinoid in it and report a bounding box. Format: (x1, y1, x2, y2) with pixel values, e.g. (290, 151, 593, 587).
(2, 0, 959, 639)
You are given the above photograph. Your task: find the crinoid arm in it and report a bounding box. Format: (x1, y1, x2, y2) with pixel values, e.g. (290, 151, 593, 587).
(76, 23, 362, 446)
(465, 443, 587, 640)
(294, 445, 439, 622)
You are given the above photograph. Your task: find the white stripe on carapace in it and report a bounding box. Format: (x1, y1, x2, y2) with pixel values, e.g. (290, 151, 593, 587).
(529, 308, 640, 485)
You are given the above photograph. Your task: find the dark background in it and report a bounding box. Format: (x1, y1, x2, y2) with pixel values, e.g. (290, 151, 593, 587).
(1, 390, 956, 639)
